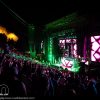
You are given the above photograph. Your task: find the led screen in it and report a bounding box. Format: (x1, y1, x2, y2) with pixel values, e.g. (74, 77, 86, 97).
(91, 36, 100, 62)
(59, 38, 77, 58)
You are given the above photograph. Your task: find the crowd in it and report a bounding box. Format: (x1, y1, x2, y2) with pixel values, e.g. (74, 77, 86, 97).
(0, 47, 100, 97)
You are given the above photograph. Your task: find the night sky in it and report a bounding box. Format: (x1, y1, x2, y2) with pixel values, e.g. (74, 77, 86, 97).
(0, 0, 100, 51)
(0, 0, 99, 31)
(0, 0, 78, 26)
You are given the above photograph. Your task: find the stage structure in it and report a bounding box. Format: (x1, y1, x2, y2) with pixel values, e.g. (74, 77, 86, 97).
(28, 24, 36, 58)
(42, 12, 87, 72)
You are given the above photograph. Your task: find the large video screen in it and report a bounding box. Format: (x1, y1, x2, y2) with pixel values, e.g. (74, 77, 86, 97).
(59, 38, 77, 58)
(91, 36, 100, 62)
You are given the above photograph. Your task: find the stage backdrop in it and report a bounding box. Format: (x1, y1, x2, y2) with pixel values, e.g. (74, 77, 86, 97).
(91, 36, 100, 62)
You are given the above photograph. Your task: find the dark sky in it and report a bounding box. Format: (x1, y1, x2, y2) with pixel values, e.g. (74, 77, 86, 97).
(0, 0, 99, 30)
(0, 0, 78, 26)
(0, 0, 100, 51)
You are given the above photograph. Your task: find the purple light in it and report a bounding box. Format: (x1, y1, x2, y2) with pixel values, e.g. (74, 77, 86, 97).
(98, 39, 100, 44)
(94, 36, 100, 39)
(91, 51, 96, 61)
(73, 39, 77, 43)
(98, 48, 100, 53)
(66, 39, 71, 43)
(91, 36, 100, 62)
(92, 42, 99, 51)
(59, 40, 65, 43)
(74, 44, 77, 50)
(91, 37, 95, 42)
(59, 38, 77, 58)
(94, 53, 100, 59)
(59, 39, 65, 49)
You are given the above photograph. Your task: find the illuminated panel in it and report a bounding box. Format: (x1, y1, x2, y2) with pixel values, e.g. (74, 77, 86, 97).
(61, 57, 80, 72)
(61, 57, 72, 69)
(59, 38, 77, 58)
(73, 39, 77, 43)
(66, 39, 71, 43)
(91, 36, 100, 62)
(48, 38, 54, 64)
(72, 39, 77, 57)
(73, 44, 77, 57)
(59, 39, 65, 49)
(41, 41, 43, 49)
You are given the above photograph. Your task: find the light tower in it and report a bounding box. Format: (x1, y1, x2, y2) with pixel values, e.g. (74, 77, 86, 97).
(28, 24, 36, 58)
